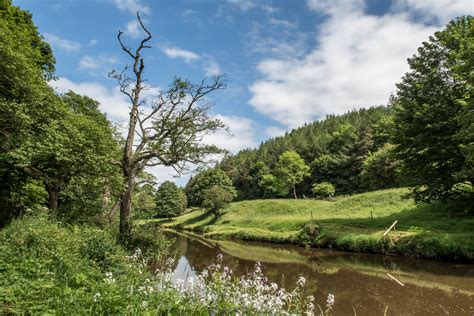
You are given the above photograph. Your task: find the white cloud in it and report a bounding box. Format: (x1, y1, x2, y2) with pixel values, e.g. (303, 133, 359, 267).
(204, 60, 222, 76)
(112, 0, 150, 15)
(244, 22, 309, 58)
(248, 0, 469, 127)
(392, 0, 474, 24)
(88, 39, 98, 46)
(162, 46, 200, 63)
(78, 55, 121, 76)
(265, 126, 286, 138)
(204, 115, 258, 153)
(182, 9, 197, 17)
(50, 77, 130, 123)
(78, 55, 100, 70)
(307, 0, 365, 15)
(43, 33, 81, 53)
(269, 18, 297, 28)
(125, 20, 141, 38)
(227, 0, 257, 11)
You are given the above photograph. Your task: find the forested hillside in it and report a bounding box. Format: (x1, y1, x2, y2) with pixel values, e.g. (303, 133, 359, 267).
(217, 105, 396, 199)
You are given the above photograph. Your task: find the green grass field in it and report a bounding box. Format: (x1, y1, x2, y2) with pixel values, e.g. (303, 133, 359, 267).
(143, 188, 474, 261)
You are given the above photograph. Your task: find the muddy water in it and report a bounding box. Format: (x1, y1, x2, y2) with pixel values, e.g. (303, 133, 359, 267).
(163, 230, 473, 316)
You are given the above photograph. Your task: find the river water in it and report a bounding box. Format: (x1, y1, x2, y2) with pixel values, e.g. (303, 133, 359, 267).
(162, 230, 473, 315)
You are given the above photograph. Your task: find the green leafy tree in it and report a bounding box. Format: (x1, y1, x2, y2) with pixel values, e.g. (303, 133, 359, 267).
(186, 169, 235, 206)
(259, 173, 283, 197)
(275, 151, 310, 199)
(393, 16, 473, 203)
(0, 0, 57, 223)
(201, 185, 234, 216)
(360, 143, 400, 191)
(312, 181, 335, 199)
(155, 181, 187, 220)
(132, 172, 157, 220)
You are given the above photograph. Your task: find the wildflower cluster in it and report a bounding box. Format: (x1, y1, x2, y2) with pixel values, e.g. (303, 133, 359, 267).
(153, 254, 329, 315)
(89, 249, 334, 315)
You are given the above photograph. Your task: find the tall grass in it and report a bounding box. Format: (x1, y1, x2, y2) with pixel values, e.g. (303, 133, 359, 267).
(0, 215, 325, 314)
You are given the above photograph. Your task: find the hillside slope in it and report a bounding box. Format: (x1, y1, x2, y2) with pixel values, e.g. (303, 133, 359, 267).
(146, 188, 474, 262)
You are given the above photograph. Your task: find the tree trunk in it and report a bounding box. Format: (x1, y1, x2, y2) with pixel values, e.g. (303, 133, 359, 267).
(293, 184, 297, 199)
(46, 183, 60, 211)
(119, 106, 139, 237)
(106, 199, 120, 223)
(119, 169, 134, 236)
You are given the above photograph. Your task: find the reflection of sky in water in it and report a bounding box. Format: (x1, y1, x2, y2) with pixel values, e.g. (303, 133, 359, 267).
(172, 256, 197, 284)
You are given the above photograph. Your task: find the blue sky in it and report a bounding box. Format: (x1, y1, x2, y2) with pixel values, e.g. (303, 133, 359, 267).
(15, 0, 473, 184)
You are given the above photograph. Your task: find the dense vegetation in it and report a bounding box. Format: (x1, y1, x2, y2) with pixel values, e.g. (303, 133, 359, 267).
(0, 215, 318, 314)
(0, 1, 122, 226)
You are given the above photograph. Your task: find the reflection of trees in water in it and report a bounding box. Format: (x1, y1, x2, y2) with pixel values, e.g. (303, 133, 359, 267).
(165, 232, 474, 316)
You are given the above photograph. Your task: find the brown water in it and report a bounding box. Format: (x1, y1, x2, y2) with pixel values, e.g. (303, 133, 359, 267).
(162, 230, 474, 315)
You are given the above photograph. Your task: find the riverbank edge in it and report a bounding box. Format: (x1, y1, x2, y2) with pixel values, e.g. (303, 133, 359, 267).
(143, 218, 474, 263)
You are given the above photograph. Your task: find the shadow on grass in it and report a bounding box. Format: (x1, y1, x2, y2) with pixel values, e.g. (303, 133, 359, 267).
(176, 211, 219, 229)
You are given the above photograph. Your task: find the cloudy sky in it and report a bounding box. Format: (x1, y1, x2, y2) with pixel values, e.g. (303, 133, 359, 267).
(16, 0, 473, 184)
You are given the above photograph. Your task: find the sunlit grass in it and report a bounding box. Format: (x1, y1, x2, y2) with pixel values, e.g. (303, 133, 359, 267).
(147, 188, 474, 261)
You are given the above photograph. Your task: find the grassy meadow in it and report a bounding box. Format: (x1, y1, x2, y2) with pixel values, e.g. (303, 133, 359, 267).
(144, 188, 474, 261)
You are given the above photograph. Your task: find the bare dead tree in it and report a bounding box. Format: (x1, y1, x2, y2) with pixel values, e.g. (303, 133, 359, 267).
(110, 13, 226, 237)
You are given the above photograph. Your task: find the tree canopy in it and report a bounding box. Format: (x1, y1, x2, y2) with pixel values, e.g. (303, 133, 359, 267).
(393, 15, 473, 203)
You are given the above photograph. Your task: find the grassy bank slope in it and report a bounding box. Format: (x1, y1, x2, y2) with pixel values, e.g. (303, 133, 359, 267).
(147, 189, 474, 261)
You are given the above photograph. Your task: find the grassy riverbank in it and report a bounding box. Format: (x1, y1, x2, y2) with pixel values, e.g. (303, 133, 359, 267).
(0, 215, 315, 314)
(144, 189, 474, 262)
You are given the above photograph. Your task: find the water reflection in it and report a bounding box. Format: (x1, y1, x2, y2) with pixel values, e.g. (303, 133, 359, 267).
(164, 230, 473, 315)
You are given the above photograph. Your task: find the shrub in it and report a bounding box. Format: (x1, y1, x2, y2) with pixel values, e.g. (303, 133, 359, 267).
(155, 181, 187, 219)
(295, 222, 321, 247)
(312, 181, 335, 199)
(201, 185, 235, 216)
(185, 169, 235, 206)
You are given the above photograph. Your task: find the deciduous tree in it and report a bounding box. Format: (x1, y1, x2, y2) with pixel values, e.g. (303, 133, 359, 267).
(393, 16, 473, 203)
(110, 13, 226, 236)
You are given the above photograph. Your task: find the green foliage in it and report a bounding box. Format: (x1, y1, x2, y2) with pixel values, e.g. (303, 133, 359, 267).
(202, 185, 235, 216)
(275, 150, 310, 199)
(360, 143, 400, 191)
(311, 182, 335, 199)
(0, 215, 170, 314)
(0, 1, 59, 223)
(0, 1, 122, 225)
(215, 106, 395, 200)
(393, 16, 474, 203)
(0, 215, 316, 314)
(185, 169, 235, 206)
(155, 181, 187, 219)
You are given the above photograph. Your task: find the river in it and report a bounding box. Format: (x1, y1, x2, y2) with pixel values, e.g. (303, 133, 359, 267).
(161, 229, 473, 315)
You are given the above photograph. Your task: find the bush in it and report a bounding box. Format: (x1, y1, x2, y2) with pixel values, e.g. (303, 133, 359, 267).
(185, 169, 235, 206)
(295, 222, 321, 247)
(155, 181, 187, 219)
(201, 185, 235, 216)
(312, 181, 335, 199)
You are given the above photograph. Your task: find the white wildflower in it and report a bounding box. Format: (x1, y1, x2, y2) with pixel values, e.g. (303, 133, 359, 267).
(297, 276, 306, 287)
(327, 293, 335, 306)
(92, 292, 101, 302)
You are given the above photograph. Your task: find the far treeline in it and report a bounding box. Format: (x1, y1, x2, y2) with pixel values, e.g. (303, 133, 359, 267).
(186, 15, 473, 209)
